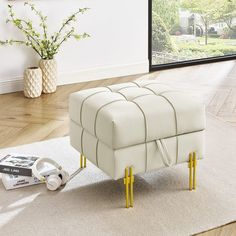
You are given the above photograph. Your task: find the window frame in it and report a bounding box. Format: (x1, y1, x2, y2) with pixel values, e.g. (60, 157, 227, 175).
(148, 0, 236, 71)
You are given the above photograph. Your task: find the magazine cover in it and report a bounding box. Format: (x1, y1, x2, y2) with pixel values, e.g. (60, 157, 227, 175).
(0, 154, 39, 176)
(1, 174, 41, 190)
(1, 161, 58, 190)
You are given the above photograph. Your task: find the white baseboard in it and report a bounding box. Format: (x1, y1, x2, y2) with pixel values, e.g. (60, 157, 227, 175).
(58, 61, 149, 85)
(0, 79, 24, 95)
(0, 61, 149, 94)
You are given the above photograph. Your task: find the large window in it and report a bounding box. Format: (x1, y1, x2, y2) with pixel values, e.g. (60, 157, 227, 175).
(150, 0, 236, 69)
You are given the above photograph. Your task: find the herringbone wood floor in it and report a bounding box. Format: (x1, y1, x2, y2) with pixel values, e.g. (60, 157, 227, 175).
(0, 61, 236, 235)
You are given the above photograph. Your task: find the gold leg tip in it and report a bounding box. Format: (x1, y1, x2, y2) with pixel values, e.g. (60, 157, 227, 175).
(124, 166, 134, 208)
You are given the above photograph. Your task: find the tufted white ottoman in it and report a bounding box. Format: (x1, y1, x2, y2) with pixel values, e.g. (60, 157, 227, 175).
(69, 81, 206, 208)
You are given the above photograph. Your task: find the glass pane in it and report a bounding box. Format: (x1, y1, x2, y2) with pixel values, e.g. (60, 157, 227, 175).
(152, 0, 236, 66)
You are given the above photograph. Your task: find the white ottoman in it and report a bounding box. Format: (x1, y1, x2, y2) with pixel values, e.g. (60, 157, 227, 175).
(69, 81, 206, 208)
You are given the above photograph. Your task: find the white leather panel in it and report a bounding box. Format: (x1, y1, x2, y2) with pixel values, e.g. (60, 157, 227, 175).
(97, 141, 115, 178)
(81, 92, 125, 136)
(69, 87, 110, 125)
(161, 92, 206, 135)
(69, 81, 206, 151)
(178, 130, 205, 163)
(147, 141, 167, 171)
(96, 101, 145, 149)
(113, 144, 146, 179)
(70, 120, 83, 152)
(70, 121, 205, 180)
(82, 131, 98, 166)
(117, 87, 153, 100)
(133, 95, 177, 141)
(107, 82, 137, 92)
(143, 83, 172, 94)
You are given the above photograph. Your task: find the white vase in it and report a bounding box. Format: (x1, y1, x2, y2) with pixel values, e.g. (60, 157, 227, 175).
(39, 59, 57, 94)
(23, 67, 42, 98)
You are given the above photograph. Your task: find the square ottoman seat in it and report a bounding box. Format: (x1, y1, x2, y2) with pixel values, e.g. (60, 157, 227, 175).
(69, 80, 206, 208)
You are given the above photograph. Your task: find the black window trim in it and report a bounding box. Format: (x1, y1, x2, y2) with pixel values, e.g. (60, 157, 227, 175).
(148, 0, 236, 72)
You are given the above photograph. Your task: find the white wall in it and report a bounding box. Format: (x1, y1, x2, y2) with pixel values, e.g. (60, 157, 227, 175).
(0, 0, 149, 94)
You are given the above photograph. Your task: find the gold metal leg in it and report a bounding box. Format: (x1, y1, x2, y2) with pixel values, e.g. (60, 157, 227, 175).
(130, 167, 134, 207)
(80, 154, 87, 168)
(123, 166, 135, 208)
(189, 153, 193, 191)
(84, 156, 87, 168)
(188, 152, 197, 191)
(80, 154, 83, 168)
(193, 152, 197, 190)
(124, 167, 130, 208)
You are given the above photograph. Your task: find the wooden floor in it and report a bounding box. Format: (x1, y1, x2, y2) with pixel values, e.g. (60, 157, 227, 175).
(0, 60, 236, 235)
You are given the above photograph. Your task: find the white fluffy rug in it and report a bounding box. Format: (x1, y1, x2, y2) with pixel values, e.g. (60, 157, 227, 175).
(0, 115, 235, 236)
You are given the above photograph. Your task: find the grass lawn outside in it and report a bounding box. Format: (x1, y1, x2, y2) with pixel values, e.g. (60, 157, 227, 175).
(152, 35, 236, 65)
(172, 35, 236, 58)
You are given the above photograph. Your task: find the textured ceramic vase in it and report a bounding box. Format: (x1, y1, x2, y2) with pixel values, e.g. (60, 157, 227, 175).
(24, 67, 42, 98)
(39, 59, 57, 94)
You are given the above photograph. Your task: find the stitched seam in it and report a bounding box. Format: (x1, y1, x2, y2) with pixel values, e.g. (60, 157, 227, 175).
(78, 84, 190, 168)
(131, 81, 141, 87)
(142, 86, 170, 96)
(96, 140, 99, 167)
(115, 91, 128, 100)
(94, 99, 126, 137)
(80, 90, 110, 126)
(81, 129, 84, 154)
(132, 93, 155, 101)
(142, 82, 168, 87)
(158, 90, 180, 95)
(105, 86, 113, 91)
(160, 139, 172, 166)
(158, 94, 179, 164)
(117, 90, 154, 101)
(72, 119, 204, 151)
(113, 87, 148, 171)
(93, 99, 126, 167)
(116, 85, 138, 92)
(112, 129, 204, 151)
(129, 100, 148, 172)
(79, 126, 204, 151)
(112, 120, 114, 151)
(96, 139, 99, 167)
(137, 86, 179, 165)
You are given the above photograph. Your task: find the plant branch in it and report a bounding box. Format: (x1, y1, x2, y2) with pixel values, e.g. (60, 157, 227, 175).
(8, 5, 42, 51)
(1, 3, 90, 60)
(24, 2, 48, 40)
(55, 28, 75, 51)
(53, 8, 89, 43)
(0, 39, 26, 45)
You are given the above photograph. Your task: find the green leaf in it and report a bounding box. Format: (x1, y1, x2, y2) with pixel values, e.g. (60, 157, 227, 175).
(1, 2, 90, 59)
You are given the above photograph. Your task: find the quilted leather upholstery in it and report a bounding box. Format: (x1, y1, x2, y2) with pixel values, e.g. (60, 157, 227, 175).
(69, 81, 206, 179)
(69, 81, 205, 149)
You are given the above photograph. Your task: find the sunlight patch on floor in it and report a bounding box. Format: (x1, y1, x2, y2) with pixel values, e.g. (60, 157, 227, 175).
(0, 207, 24, 228)
(8, 193, 40, 209)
